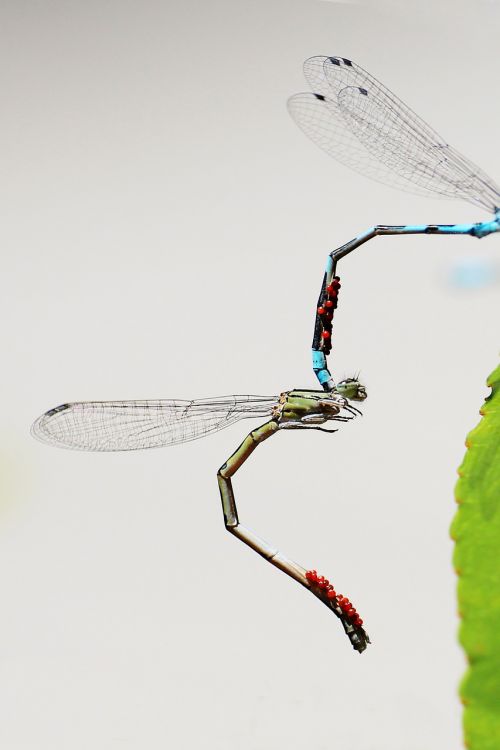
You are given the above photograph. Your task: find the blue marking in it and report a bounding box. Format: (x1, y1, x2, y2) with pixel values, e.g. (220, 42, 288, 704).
(357, 227, 375, 240)
(312, 349, 326, 369)
(402, 223, 475, 234)
(312, 349, 331, 386)
(317, 369, 332, 385)
(472, 216, 500, 238)
(400, 221, 499, 236)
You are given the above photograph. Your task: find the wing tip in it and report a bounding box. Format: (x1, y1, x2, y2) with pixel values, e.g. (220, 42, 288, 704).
(31, 403, 72, 447)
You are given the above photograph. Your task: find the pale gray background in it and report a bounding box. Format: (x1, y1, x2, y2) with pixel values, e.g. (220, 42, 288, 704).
(1, 1, 499, 748)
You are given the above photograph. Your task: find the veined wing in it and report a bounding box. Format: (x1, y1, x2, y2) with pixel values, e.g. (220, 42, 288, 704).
(31, 395, 278, 451)
(288, 56, 500, 213)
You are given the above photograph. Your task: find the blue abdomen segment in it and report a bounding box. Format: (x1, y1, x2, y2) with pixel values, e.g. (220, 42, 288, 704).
(312, 349, 332, 389)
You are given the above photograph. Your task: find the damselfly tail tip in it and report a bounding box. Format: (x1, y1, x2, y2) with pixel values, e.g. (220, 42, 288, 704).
(305, 569, 369, 652)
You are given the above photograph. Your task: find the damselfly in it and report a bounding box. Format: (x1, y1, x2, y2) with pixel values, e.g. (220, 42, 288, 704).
(33, 379, 370, 652)
(288, 56, 500, 390)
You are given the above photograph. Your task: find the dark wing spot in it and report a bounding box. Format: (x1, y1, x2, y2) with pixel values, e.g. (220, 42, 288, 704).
(46, 404, 71, 417)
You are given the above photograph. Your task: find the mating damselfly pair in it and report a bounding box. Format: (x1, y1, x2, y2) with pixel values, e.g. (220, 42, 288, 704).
(33, 56, 499, 653)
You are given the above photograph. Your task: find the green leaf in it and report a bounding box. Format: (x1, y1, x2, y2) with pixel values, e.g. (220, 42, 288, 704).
(451, 363, 500, 750)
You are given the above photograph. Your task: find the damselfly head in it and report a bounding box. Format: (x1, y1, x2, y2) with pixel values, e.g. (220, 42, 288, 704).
(279, 390, 361, 429)
(335, 377, 367, 402)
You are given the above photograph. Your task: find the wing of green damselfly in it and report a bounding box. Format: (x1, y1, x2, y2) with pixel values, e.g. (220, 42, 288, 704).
(288, 56, 500, 213)
(31, 395, 278, 451)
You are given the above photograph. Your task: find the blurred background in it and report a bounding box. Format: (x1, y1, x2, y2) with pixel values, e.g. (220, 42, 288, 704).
(1, 1, 499, 748)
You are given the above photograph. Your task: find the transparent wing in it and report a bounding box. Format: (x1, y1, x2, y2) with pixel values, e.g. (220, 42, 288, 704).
(32, 395, 278, 451)
(288, 56, 500, 213)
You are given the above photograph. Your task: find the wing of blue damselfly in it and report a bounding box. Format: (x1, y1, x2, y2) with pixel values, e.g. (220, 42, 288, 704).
(32, 395, 279, 451)
(288, 56, 500, 213)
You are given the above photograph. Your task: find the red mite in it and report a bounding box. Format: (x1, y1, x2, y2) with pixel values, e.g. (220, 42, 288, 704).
(318, 275, 341, 354)
(305, 569, 363, 628)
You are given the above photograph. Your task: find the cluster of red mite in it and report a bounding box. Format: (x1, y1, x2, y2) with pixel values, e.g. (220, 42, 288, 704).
(317, 276, 341, 356)
(305, 569, 364, 629)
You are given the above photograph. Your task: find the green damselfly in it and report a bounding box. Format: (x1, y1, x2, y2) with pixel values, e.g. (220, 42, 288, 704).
(33, 379, 369, 652)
